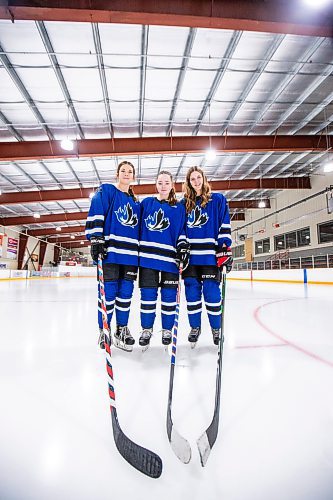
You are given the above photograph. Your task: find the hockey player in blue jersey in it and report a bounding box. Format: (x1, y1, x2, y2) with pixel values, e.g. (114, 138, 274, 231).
(183, 166, 233, 346)
(85, 161, 140, 351)
(138, 171, 189, 348)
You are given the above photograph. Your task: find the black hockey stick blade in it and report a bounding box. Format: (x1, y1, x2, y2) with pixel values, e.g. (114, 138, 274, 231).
(112, 408, 163, 478)
(167, 406, 192, 464)
(197, 270, 227, 467)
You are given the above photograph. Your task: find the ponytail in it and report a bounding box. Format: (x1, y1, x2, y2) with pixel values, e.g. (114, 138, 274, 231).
(128, 185, 137, 202)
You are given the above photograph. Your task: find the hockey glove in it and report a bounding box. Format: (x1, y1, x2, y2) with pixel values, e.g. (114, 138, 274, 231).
(216, 246, 233, 273)
(90, 236, 107, 262)
(176, 240, 190, 271)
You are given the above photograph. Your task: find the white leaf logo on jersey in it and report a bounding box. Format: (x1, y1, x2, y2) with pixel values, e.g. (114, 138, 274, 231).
(145, 208, 170, 232)
(187, 206, 209, 228)
(115, 203, 138, 228)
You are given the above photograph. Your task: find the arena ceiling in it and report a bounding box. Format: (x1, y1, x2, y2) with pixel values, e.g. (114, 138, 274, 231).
(0, 1, 332, 248)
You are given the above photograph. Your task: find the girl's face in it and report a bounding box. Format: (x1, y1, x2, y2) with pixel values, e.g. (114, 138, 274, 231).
(156, 173, 172, 199)
(117, 163, 134, 185)
(189, 171, 203, 194)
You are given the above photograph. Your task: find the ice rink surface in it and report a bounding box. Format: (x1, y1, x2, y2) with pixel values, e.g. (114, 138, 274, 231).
(0, 276, 332, 500)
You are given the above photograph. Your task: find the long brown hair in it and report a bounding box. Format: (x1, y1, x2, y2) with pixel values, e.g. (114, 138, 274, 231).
(117, 161, 137, 201)
(183, 166, 211, 213)
(157, 170, 177, 206)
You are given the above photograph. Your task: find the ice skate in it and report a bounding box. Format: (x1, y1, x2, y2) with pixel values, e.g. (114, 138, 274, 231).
(139, 328, 153, 352)
(98, 328, 105, 349)
(188, 327, 201, 348)
(98, 327, 112, 349)
(161, 329, 172, 346)
(114, 325, 135, 352)
(212, 328, 220, 346)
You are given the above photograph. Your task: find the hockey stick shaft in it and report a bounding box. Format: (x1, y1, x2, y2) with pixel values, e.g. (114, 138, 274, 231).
(166, 266, 192, 464)
(97, 256, 163, 478)
(197, 267, 227, 466)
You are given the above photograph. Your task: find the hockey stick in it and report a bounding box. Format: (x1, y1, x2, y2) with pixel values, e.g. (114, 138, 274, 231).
(97, 256, 163, 478)
(197, 266, 227, 466)
(166, 266, 192, 464)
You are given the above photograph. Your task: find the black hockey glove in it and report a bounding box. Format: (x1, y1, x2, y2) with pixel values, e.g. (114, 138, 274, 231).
(216, 246, 233, 273)
(90, 236, 107, 262)
(176, 240, 190, 271)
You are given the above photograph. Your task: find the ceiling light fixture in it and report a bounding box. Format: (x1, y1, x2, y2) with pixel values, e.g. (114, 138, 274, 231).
(70, 235, 75, 239)
(205, 149, 216, 161)
(60, 104, 75, 151)
(80, 241, 84, 245)
(89, 192, 95, 199)
(258, 200, 266, 208)
(205, 103, 216, 162)
(303, 0, 330, 7)
(56, 226, 62, 232)
(33, 213, 41, 219)
(60, 138, 74, 151)
(323, 161, 333, 173)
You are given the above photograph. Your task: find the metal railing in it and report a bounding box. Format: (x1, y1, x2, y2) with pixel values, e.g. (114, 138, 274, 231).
(233, 254, 333, 270)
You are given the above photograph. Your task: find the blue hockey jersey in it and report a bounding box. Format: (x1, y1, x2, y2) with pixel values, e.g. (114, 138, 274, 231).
(85, 184, 140, 266)
(139, 197, 187, 274)
(184, 193, 232, 266)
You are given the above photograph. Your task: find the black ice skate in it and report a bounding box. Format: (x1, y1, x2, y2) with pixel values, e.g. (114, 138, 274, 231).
(188, 327, 201, 348)
(139, 328, 153, 351)
(161, 329, 172, 346)
(212, 328, 221, 346)
(114, 325, 135, 352)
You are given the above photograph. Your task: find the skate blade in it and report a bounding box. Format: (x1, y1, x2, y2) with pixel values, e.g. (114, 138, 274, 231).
(190, 342, 197, 349)
(113, 338, 133, 352)
(141, 344, 150, 353)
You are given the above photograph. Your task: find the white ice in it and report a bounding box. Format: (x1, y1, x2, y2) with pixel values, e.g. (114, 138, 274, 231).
(0, 276, 333, 500)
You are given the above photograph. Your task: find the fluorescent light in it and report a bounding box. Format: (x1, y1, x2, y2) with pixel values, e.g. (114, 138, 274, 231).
(258, 200, 266, 208)
(205, 149, 216, 161)
(80, 241, 84, 245)
(70, 235, 75, 239)
(303, 0, 330, 7)
(323, 161, 333, 173)
(56, 226, 62, 232)
(89, 192, 94, 199)
(60, 138, 74, 151)
(33, 213, 41, 219)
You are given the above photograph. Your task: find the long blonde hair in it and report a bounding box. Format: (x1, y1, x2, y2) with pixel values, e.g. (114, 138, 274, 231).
(183, 166, 211, 213)
(117, 161, 137, 201)
(157, 170, 177, 206)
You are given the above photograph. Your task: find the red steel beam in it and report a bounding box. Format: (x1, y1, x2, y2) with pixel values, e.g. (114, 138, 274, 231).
(0, 201, 263, 225)
(0, 212, 88, 226)
(0, 178, 310, 206)
(28, 225, 85, 237)
(49, 235, 86, 244)
(1, 1, 332, 37)
(0, 136, 328, 162)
